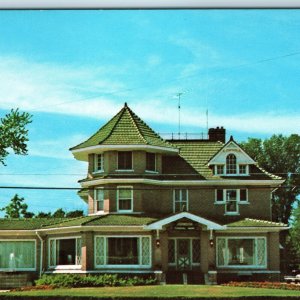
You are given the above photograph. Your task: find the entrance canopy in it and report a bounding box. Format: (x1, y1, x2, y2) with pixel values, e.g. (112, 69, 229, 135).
(144, 212, 225, 231)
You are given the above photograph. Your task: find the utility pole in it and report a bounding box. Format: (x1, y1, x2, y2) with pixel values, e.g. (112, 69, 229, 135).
(176, 92, 183, 139)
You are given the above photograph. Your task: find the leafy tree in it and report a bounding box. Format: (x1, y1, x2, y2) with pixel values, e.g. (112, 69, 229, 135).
(65, 210, 84, 218)
(52, 208, 66, 218)
(0, 109, 32, 165)
(0, 194, 34, 218)
(35, 212, 52, 218)
(288, 205, 300, 268)
(241, 134, 300, 224)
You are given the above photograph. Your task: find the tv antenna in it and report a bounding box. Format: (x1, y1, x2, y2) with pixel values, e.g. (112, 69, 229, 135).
(176, 92, 183, 139)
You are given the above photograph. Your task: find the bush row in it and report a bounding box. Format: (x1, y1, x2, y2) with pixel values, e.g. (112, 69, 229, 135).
(35, 274, 157, 288)
(223, 281, 300, 290)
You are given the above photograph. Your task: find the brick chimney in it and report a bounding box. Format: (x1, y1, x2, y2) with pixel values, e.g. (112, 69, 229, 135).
(208, 127, 226, 143)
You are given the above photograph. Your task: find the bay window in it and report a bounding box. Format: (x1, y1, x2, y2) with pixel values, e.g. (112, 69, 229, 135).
(94, 188, 104, 213)
(94, 154, 103, 172)
(174, 189, 188, 212)
(118, 151, 132, 170)
(217, 237, 266, 268)
(0, 240, 35, 270)
(146, 152, 156, 172)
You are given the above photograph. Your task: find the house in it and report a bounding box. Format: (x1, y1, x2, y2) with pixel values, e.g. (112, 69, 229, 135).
(0, 103, 288, 287)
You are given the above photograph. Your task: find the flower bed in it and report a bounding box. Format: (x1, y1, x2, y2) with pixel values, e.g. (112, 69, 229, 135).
(223, 281, 300, 290)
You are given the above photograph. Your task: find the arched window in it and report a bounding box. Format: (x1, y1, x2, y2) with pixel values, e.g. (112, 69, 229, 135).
(226, 154, 237, 174)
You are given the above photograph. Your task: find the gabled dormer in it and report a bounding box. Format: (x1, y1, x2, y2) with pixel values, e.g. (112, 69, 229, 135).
(208, 136, 256, 176)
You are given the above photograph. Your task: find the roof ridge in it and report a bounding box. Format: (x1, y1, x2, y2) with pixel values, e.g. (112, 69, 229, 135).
(245, 218, 286, 226)
(126, 106, 148, 144)
(69, 106, 125, 150)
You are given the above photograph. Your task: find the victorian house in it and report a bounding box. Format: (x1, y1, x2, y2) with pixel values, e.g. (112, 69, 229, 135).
(0, 103, 288, 287)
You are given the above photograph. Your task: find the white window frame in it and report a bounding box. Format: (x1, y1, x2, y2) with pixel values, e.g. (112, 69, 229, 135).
(215, 189, 249, 215)
(173, 189, 189, 213)
(48, 236, 82, 270)
(116, 151, 133, 171)
(94, 235, 152, 269)
(93, 153, 104, 173)
(0, 239, 36, 271)
(94, 188, 104, 214)
(216, 237, 267, 269)
(117, 186, 133, 213)
(167, 238, 201, 267)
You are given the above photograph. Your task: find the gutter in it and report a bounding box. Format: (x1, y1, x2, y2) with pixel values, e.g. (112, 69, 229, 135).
(35, 231, 44, 277)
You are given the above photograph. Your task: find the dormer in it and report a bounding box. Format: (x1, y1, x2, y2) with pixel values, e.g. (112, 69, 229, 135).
(208, 136, 256, 176)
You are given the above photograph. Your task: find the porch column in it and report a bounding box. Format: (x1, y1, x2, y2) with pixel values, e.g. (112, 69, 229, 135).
(81, 231, 94, 271)
(200, 230, 209, 273)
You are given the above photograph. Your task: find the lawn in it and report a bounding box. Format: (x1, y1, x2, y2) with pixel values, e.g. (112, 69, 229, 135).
(3, 285, 300, 299)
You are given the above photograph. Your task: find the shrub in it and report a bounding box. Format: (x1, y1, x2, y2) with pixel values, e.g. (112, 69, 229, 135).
(35, 274, 157, 288)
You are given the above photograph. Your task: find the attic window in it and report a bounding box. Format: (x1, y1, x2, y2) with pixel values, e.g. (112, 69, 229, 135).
(226, 154, 237, 174)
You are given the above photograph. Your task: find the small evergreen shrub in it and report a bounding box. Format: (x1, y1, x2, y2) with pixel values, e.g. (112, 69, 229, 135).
(35, 274, 157, 288)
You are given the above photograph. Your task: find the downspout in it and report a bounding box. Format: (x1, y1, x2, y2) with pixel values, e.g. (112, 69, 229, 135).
(35, 231, 44, 277)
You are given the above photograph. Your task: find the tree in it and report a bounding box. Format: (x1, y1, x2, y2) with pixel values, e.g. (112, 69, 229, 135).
(0, 194, 34, 218)
(35, 212, 52, 218)
(241, 134, 300, 224)
(65, 210, 84, 218)
(0, 109, 32, 165)
(52, 208, 66, 218)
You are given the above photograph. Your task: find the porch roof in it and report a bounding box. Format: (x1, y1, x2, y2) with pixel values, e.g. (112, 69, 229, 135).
(226, 218, 288, 228)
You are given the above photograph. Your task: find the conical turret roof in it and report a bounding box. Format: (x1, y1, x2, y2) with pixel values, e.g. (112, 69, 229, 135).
(70, 103, 177, 152)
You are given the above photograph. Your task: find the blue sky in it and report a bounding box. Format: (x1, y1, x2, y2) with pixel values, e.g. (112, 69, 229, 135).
(0, 10, 299, 215)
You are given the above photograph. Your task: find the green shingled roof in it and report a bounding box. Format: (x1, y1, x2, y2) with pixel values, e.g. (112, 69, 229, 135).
(0, 218, 66, 230)
(70, 103, 176, 151)
(226, 218, 287, 227)
(169, 140, 224, 179)
(0, 215, 158, 230)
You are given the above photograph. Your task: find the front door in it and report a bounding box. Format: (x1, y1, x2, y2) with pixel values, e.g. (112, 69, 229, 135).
(177, 239, 191, 270)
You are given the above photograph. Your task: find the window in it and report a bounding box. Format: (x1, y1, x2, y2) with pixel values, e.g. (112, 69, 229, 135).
(226, 190, 238, 214)
(146, 152, 156, 172)
(239, 165, 247, 175)
(94, 154, 103, 172)
(226, 154, 237, 174)
(174, 189, 188, 212)
(215, 189, 248, 215)
(117, 187, 133, 212)
(49, 237, 82, 267)
(0, 240, 35, 270)
(217, 237, 266, 268)
(95, 236, 151, 267)
(94, 188, 104, 212)
(118, 151, 132, 170)
(216, 165, 224, 175)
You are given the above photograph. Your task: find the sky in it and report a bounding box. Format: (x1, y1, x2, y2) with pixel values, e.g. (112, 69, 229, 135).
(0, 9, 299, 215)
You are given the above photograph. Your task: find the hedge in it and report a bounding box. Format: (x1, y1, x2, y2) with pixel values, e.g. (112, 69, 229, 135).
(35, 274, 157, 288)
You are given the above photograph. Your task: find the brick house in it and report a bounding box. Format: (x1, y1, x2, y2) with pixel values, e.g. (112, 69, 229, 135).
(0, 103, 288, 286)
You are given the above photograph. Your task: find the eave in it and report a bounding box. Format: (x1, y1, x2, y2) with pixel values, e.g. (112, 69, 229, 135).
(80, 178, 285, 188)
(71, 144, 179, 161)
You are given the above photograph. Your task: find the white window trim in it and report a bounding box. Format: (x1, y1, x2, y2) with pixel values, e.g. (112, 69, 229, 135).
(94, 188, 104, 214)
(215, 189, 249, 204)
(146, 152, 157, 173)
(94, 235, 152, 269)
(48, 236, 82, 270)
(173, 189, 189, 213)
(216, 236, 267, 269)
(117, 186, 133, 213)
(93, 153, 104, 173)
(116, 151, 133, 171)
(0, 239, 36, 271)
(213, 164, 249, 176)
(168, 238, 201, 267)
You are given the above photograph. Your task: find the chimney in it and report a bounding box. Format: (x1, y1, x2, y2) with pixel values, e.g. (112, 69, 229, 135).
(208, 127, 226, 143)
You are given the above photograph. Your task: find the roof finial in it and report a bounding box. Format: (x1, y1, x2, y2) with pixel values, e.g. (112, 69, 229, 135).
(124, 102, 128, 108)
(229, 135, 234, 141)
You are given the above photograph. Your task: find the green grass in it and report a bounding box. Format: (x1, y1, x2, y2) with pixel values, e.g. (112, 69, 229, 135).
(5, 285, 300, 298)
